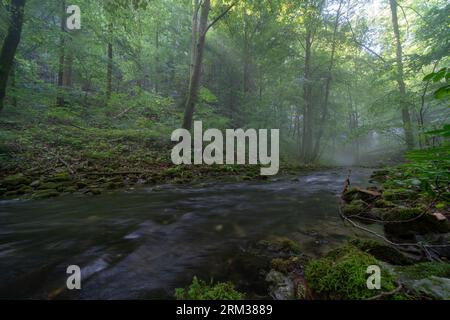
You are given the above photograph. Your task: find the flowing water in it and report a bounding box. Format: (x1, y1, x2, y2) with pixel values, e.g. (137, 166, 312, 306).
(0, 167, 380, 299)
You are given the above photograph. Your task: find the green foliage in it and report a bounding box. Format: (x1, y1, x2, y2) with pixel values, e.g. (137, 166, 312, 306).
(423, 67, 450, 100)
(174, 276, 245, 300)
(403, 145, 450, 198)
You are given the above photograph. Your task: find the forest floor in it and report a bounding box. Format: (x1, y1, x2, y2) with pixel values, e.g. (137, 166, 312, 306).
(0, 108, 319, 199)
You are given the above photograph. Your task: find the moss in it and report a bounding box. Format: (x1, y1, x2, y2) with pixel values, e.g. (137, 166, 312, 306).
(274, 237, 301, 254)
(63, 186, 77, 193)
(271, 256, 304, 274)
(46, 172, 72, 182)
(31, 189, 60, 199)
(381, 207, 423, 222)
(16, 185, 33, 195)
(174, 276, 245, 300)
(374, 199, 395, 208)
(342, 199, 368, 216)
(2, 173, 32, 187)
(305, 245, 397, 300)
(382, 188, 416, 201)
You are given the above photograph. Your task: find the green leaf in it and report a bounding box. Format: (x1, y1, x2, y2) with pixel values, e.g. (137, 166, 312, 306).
(434, 85, 450, 99)
(432, 68, 446, 82)
(423, 73, 435, 81)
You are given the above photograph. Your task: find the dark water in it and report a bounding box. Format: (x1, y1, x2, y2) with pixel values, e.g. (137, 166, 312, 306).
(0, 167, 379, 299)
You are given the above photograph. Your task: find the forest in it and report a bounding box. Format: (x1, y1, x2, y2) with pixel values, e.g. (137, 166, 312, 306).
(0, 0, 449, 301)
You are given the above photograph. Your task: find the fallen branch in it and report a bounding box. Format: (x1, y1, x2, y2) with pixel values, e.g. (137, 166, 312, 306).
(367, 282, 403, 300)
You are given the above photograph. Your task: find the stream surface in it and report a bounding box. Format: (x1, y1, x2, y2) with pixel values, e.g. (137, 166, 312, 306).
(0, 167, 379, 299)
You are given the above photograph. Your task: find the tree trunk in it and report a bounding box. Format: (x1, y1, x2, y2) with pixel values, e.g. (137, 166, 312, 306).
(56, 0, 66, 107)
(189, 0, 200, 79)
(106, 23, 113, 100)
(0, 0, 26, 112)
(312, 0, 342, 160)
(154, 25, 160, 93)
(389, 0, 414, 149)
(11, 60, 17, 107)
(63, 48, 73, 88)
(182, 0, 210, 130)
(301, 29, 313, 163)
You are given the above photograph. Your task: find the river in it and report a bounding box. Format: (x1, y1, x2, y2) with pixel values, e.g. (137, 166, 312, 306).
(0, 167, 380, 299)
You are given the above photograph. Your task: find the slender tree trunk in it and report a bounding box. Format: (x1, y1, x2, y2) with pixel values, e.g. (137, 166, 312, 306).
(301, 30, 313, 163)
(182, 0, 210, 130)
(56, 0, 66, 107)
(63, 47, 73, 88)
(106, 23, 113, 100)
(243, 7, 251, 96)
(189, 0, 200, 79)
(154, 25, 160, 93)
(389, 0, 414, 149)
(0, 0, 26, 112)
(11, 60, 17, 107)
(312, 0, 342, 160)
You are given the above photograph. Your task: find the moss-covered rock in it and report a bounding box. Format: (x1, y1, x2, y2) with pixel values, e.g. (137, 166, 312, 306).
(382, 188, 417, 201)
(46, 172, 72, 182)
(31, 189, 60, 199)
(271, 256, 305, 274)
(63, 186, 77, 193)
(342, 199, 368, 216)
(305, 245, 398, 299)
(381, 207, 423, 222)
(349, 238, 413, 265)
(2, 173, 32, 188)
(374, 199, 396, 208)
(266, 237, 302, 254)
(15, 185, 33, 195)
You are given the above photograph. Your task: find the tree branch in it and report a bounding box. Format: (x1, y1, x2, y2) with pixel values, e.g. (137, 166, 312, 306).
(345, 17, 387, 63)
(203, 2, 236, 36)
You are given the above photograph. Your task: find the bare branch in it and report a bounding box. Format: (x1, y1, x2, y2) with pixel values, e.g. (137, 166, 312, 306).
(345, 17, 387, 63)
(203, 2, 236, 35)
